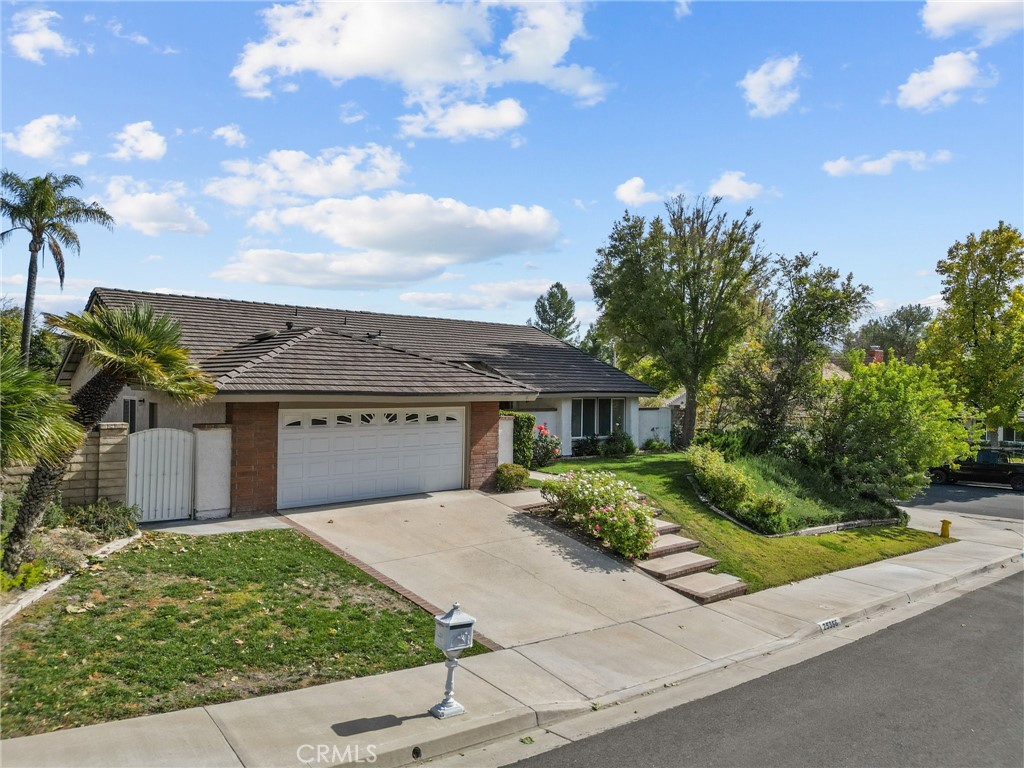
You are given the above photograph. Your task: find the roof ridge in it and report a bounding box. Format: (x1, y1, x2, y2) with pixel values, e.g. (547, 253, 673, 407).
(91, 286, 552, 334)
(216, 327, 321, 384)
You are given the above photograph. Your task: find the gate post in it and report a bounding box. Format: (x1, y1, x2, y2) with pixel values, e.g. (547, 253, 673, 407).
(98, 423, 129, 504)
(194, 424, 232, 519)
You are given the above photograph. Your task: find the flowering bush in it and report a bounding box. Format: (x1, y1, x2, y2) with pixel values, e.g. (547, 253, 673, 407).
(532, 422, 561, 468)
(541, 470, 657, 559)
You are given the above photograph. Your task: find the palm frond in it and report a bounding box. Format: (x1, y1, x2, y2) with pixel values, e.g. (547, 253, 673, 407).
(45, 304, 216, 404)
(0, 347, 84, 467)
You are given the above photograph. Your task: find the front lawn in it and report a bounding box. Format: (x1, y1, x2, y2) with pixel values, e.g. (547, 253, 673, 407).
(0, 529, 483, 738)
(543, 453, 945, 592)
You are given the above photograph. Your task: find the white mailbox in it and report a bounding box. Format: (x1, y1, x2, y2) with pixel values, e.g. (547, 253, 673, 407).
(429, 602, 476, 719)
(434, 602, 475, 656)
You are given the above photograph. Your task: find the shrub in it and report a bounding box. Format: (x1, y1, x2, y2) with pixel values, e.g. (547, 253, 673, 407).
(495, 463, 530, 492)
(687, 444, 753, 513)
(572, 435, 603, 457)
(541, 470, 657, 559)
(0, 559, 55, 593)
(739, 493, 791, 534)
(532, 422, 561, 468)
(642, 437, 670, 452)
(602, 429, 636, 458)
(64, 498, 139, 541)
(687, 445, 796, 535)
(501, 411, 536, 469)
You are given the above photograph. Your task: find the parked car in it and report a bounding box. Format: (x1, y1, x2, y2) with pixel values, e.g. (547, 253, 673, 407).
(928, 449, 1024, 491)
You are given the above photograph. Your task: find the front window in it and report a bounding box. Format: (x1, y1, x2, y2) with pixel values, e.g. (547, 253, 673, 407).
(571, 398, 625, 438)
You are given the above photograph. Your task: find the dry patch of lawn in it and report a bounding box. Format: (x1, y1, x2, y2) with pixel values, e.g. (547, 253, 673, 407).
(0, 529, 483, 738)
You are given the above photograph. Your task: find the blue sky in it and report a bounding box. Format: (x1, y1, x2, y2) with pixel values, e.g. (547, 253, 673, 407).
(2, 1, 1022, 330)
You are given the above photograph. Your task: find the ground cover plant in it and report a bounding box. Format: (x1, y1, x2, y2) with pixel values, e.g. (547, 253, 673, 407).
(0, 528, 484, 738)
(542, 453, 944, 592)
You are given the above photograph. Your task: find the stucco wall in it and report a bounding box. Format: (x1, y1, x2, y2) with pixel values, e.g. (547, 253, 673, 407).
(193, 425, 232, 519)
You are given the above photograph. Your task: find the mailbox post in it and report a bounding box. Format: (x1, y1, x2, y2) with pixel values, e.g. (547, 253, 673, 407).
(429, 602, 476, 719)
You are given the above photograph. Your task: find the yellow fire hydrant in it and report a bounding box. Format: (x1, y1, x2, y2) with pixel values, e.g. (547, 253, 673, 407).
(940, 519, 951, 538)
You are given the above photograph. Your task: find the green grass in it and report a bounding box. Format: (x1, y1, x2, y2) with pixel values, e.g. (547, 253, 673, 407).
(545, 454, 945, 593)
(0, 529, 483, 739)
(733, 453, 895, 528)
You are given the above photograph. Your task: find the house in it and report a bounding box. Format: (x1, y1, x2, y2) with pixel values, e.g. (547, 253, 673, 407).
(58, 288, 655, 515)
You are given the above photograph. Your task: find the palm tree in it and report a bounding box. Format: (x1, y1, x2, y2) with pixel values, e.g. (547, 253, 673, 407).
(1, 304, 216, 575)
(0, 347, 83, 469)
(0, 171, 114, 363)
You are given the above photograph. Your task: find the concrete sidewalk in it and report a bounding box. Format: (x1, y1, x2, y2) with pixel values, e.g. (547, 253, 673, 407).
(4, 506, 1020, 768)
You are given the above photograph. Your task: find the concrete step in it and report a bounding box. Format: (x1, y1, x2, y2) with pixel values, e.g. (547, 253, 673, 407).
(653, 518, 681, 536)
(636, 551, 719, 581)
(664, 572, 748, 604)
(646, 533, 700, 558)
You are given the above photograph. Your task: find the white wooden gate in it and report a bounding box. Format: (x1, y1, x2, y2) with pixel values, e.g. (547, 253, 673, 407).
(127, 429, 195, 522)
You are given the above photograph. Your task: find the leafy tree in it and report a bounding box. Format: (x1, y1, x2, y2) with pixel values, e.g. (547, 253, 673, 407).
(811, 354, 973, 502)
(0, 171, 114, 363)
(579, 318, 615, 364)
(919, 222, 1024, 428)
(844, 303, 933, 363)
(2, 304, 215, 575)
(529, 282, 579, 342)
(720, 253, 871, 446)
(591, 195, 769, 447)
(0, 347, 83, 469)
(0, 299, 66, 375)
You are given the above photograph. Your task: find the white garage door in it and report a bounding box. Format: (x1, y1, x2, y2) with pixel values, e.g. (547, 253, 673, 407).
(277, 407, 465, 509)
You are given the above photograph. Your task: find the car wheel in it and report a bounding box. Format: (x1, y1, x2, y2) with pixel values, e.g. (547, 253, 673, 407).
(1011, 475, 1024, 492)
(929, 469, 948, 485)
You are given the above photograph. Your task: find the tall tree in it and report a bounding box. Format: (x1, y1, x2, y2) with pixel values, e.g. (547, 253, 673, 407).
(844, 303, 933, 363)
(919, 222, 1024, 428)
(591, 196, 769, 447)
(720, 253, 871, 446)
(0, 171, 114, 363)
(0, 299, 66, 376)
(2, 304, 215, 575)
(529, 282, 579, 342)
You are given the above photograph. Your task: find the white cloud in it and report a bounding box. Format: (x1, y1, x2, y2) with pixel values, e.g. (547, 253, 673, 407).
(212, 124, 247, 148)
(110, 121, 168, 161)
(101, 177, 209, 236)
(399, 98, 527, 141)
(70, 151, 91, 166)
(339, 101, 366, 125)
(230, 1, 604, 140)
(822, 149, 953, 176)
(708, 171, 765, 200)
(896, 50, 996, 111)
(674, 1, 693, 20)
(8, 9, 78, 63)
(215, 192, 559, 288)
(1, 114, 78, 158)
(614, 176, 663, 207)
(401, 278, 555, 310)
(739, 54, 802, 117)
(107, 20, 149, 46)
(204, 144, 404, 207)
(921, 0, 1024, 46)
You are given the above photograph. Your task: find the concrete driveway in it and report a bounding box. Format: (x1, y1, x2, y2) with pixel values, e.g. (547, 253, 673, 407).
(281, 490, 693, 647)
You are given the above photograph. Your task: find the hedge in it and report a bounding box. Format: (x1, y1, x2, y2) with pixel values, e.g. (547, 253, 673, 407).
(500, 410, 535, 468)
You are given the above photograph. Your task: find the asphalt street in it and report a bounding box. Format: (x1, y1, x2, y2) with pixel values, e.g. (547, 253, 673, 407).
(507, 572, 1024, 768)
(902, 482, 1024, 520)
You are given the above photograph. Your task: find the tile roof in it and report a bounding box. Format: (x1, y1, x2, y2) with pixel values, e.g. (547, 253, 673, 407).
(59, 288, 657, 398)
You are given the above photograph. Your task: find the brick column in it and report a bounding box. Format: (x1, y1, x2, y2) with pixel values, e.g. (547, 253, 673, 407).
(96, 423, 129, 504)
(468, 401, 500, 490)
(226, 402, 278, 514)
